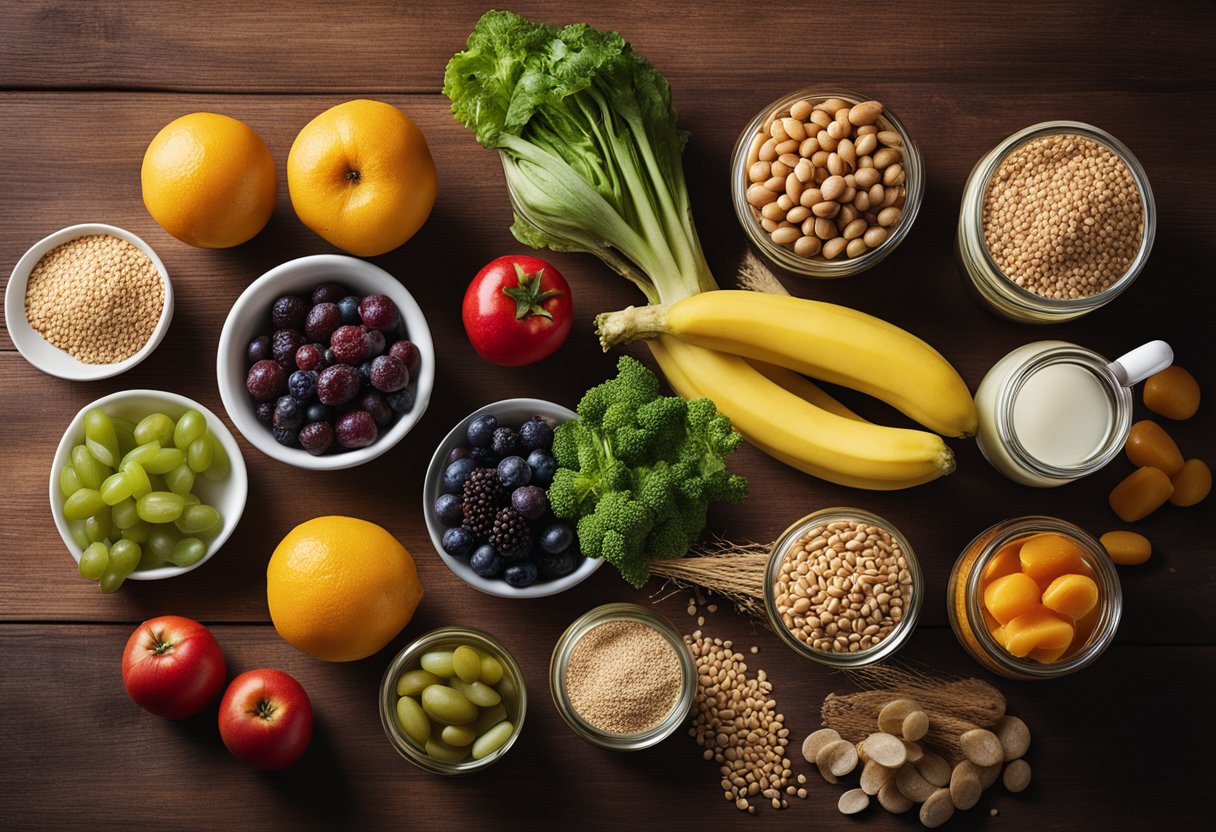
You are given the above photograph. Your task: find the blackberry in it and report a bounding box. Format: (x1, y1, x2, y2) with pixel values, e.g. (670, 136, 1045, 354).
(461, 468, 506, 538)
(489, 506, 531, 559)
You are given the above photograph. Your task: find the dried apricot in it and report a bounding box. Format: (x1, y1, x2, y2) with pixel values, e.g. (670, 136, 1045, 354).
(1018, 533, 1084, 586)
(1143, 365, 1199, 420)
(1170, 459, 1211, 507)
(983, 572, 1041, 625)
(1124, 420, 1183, 476)
(1040, 574, 1099, 620)
(1109, 466, 1173, 521)
(1099, 530, 1151, 566)
(980, 539, 1023, 587)
(1003, 605, 1075, 658)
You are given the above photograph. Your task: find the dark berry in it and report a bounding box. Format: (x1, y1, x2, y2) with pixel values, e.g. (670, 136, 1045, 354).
(441, 458, 476, 495)
(305, 402, 334, 423)
(272, 329, 306, 369)
(337, 296, 361, 326)
(271, 425, 298, 447)
(329, 325, 370, 365)
(287, 370, 317, 401)
(518, 416, 554, 452)
(295, 343, 324, 372)
(271, 296, 308, 330)
(527, 449, 557, 487)
(435, 493, 463, 526)
(357, 360, 373, 390)
(298, 421, 334, 456)
(446, 447, 471, 465)
(247, 334, 272, 365)
(491, 427, 518, 457)
(358, 294, 400, 331)
(389, 340, 422, 376)
(467, 414, 498, 448)
(304, 302, 341, 343)
(539, 522, 574, 554)
(324, 347, 337, 366)
(470, 446, 499, 468)
(489, 507, 531, 560)
(316, 364, 361, 406)
(370, 355, 408, 392)
(255, 402, 275, 425)
(386, 389, 415, 414)
(366, 329, 386, 358)
(311, 282, 348, 305)
(335, 410, 378, 449)
(470, 544, 503, 578)
(461, 468, 507, 538)
(497, 456, 532, 490)
(537, 550, 578, 578)
(273, 395, 304, 430)
(511, 485, 547, 520)
(442, 526, 475, 559)
(359, 390, 393, 428)
(503, 560, 539, 588)
(246, 359, 287, 401)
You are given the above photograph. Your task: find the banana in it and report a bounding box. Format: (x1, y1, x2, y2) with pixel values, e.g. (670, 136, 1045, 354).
(600, 290, 978, 438)
(648, 336, 955, 490)
(747, 360, 866, 423)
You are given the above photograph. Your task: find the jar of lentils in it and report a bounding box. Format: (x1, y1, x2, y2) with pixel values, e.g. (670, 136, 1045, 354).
(763, 508, 922, 667)
(956, 121, 1155, 323)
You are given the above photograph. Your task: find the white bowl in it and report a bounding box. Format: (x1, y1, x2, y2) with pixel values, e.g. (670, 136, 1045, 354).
(216, 254, 434, 470)
(4, 223, 174, 380)
(50, 390, 248, 580)
(423, 398, 603, 598)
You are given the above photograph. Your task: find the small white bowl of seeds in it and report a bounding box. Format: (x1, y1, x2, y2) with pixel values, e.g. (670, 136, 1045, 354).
(4, 223, 173, 380)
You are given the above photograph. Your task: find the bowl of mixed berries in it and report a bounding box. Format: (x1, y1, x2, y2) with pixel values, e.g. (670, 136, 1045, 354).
(217, 254, 434, 470)
(424, 399, 601, 597)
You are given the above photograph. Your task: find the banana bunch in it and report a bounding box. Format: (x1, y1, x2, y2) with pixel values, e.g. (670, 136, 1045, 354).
(597, 290, 977, 490)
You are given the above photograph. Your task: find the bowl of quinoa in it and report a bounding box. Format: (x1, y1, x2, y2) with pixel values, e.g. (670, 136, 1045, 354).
(4, 223, 173, 380)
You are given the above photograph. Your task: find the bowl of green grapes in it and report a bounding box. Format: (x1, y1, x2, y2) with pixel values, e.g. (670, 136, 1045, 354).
(50, 390, 248, 591)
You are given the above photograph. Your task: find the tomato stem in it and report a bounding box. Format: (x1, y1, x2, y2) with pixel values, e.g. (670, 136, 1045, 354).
(251, 698, 277, 720)
(502, 262, 562, 320)
(147, 627, 174, 656)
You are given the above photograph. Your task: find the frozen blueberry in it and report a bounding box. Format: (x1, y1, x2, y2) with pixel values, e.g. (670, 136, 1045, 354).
(527, 449, 556, 487)
(324, 347, 337, 366)
(435, 493, 463, 526)
(497, 456, 532, 490)
(287, 370, 317, 402)
(255, 402, 275, 425)
(273, 396, 304, 430)
(491, 427, 518, 457)
(337, 296, 362, 326)
(359, 390, 393, 428)
(467, 414, 498, 448)
(305, 402, 334, 424)
(298, 421, 333, 456)
(511, 485, 547, 520)
(441, 458, 477, 494)
(469, 544, 503, 578)
(271, 425, 298, 447)
(470, 446, 499, 468)
(442, 526, 476, 559)
(247, 334, 272, 365)
(304, 303, 341, 343)
(311, 282, 348, 305)
(366, 329, 386, 358)
(503, 560, 539, 588)
(539, 522, 574, 554)
(537, 549, 579, 578)
(359, 294, 400, 331)
(246, 360, 287, 402)
(356, 360, 374, 389)
(518, 416, 554, 452)
(272, 295, 309, 330)
(335, 410, 378, 449)
(386, 389, 415, 414)
(446, 446, 471, 465)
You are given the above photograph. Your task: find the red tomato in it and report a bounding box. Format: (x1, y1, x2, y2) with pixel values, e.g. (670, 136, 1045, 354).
(121, 615, 227, 719)
(218, 669, 313, 771)
(462, 255, 573, 366)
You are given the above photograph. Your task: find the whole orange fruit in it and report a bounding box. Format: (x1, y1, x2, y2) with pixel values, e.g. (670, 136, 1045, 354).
(140, 112, 277, 248)
(267, 516, 424, 662)
(287, 99, 436, 257)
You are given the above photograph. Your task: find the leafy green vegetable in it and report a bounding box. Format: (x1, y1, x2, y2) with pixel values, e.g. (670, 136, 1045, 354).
(548, 356, 747, 587)
(443, 10, 717, 306)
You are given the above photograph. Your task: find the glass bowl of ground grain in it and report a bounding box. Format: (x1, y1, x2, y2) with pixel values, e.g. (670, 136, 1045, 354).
(956, 121, 1155, 323)
(764, 508, 923, 668)
(549, 602, 696, 751)
(4, 224, 173, 380)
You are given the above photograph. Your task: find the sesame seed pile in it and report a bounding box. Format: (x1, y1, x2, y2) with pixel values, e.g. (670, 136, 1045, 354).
(981, 134, 1143, 299)
(565, 619, 682, 734)
(24, 234, 164, 364)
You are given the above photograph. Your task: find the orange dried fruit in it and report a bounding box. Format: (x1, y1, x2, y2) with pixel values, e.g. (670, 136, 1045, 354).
(1099, 531, 1151, 566)
(1040, 574, 1099, 621)
(1002, 605, 1075, 658)
(980, 539, 1024, 587)
(982, 572, 1041, 625)
(1143, 365, 1200, 421)
(1109, 466, 1173, 522)
(1124, 420, 1184, 476)
(1170, 459, 1211, 507)
(1018, 532, 1084, 586)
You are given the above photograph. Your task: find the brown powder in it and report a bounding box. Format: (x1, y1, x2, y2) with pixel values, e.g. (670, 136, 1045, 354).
(24, 234, 164, 364)
(565, 619, 681, 734)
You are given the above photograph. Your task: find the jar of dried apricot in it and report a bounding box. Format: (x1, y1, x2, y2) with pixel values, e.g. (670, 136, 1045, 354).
(947, 517, 1122, 679)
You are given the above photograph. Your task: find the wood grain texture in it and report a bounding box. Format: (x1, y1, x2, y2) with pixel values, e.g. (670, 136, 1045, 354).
(1, 2, 1214, 830)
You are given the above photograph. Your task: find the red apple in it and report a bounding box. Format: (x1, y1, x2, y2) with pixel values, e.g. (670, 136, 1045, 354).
(121, 615, 226, 719)
(218, 669, 313, 770)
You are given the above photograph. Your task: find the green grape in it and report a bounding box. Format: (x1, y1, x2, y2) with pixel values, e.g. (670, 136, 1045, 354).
(64, 488, 105, 521)
(169, 537, 206, 567)
(59, 465, 83, 498)
(99, 471, 134, 505)
(109, 539, 141, 574)
(83, 409, 120, 468)
(112, 417, 138, 457)
(143, 447, 186, 475)
(68, 520, 91, 550)
(70, 445, 109, 490)
(173, 410, 206, 452)
(147, 474, 168, 492)
(79, 541, 110, 581)
(175, 504, 220, 535)
(111, 497, 139, 530)
(121, 461, 152, 499)
(120, 440, 161, 470)
(121, 520, 153, 543)
(165, 463, 195, 496)
(186, 436, 213, 473)
(134, 413, 175, 447)
(203, 434, 231, 482)
(181, 492, 201, 506)
(99, 570, 127, 593)
(84, 509, 112, 543)
(146, 525, 181, 564)
(136, 491, 185, 524)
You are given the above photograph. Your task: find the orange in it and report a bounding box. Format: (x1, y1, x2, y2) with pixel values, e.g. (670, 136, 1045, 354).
(267, 516, 423, 662)
(140, 113, 277, 248)
(287, 99, 436, 257)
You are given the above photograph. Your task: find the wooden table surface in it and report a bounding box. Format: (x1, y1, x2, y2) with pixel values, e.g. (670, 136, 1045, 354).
(2, 2, 1212, 829)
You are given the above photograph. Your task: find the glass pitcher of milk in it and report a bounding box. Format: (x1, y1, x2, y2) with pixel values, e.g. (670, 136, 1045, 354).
(975, 340, 1172, 487)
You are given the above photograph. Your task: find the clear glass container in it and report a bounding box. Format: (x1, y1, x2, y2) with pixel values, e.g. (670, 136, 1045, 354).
(763, 507, 922, 667)
(947, 516, 1122, 679)
(731, 88, 924, 278)
(379, 626, 527, 775)
(975, 340, 1133, 486)
(956, 121, 1155, 322)
(549, 603, 696, 751)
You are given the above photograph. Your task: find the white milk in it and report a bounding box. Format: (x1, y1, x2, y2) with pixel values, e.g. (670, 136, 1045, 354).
(1011, 362, 1112, 467)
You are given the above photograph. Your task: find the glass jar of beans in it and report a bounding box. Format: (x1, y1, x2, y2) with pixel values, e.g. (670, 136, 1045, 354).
(731, 89, 924, 278)
(763, 508, 923, 667)
(956, 121, 1155, 323)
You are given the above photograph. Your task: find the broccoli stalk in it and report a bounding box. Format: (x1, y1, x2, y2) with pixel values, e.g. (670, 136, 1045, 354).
(548, 357, 748, 587)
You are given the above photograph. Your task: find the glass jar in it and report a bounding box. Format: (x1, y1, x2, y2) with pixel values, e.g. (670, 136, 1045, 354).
(379, 626, 527, 775)
(947, 517, 1122, 679)
(731, 88, 924, 278)
(763, 508, 922, 667)
(956, 121, 1155, 323)
(549, 603, 696, 751)
(975, 340, 1132, 487)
